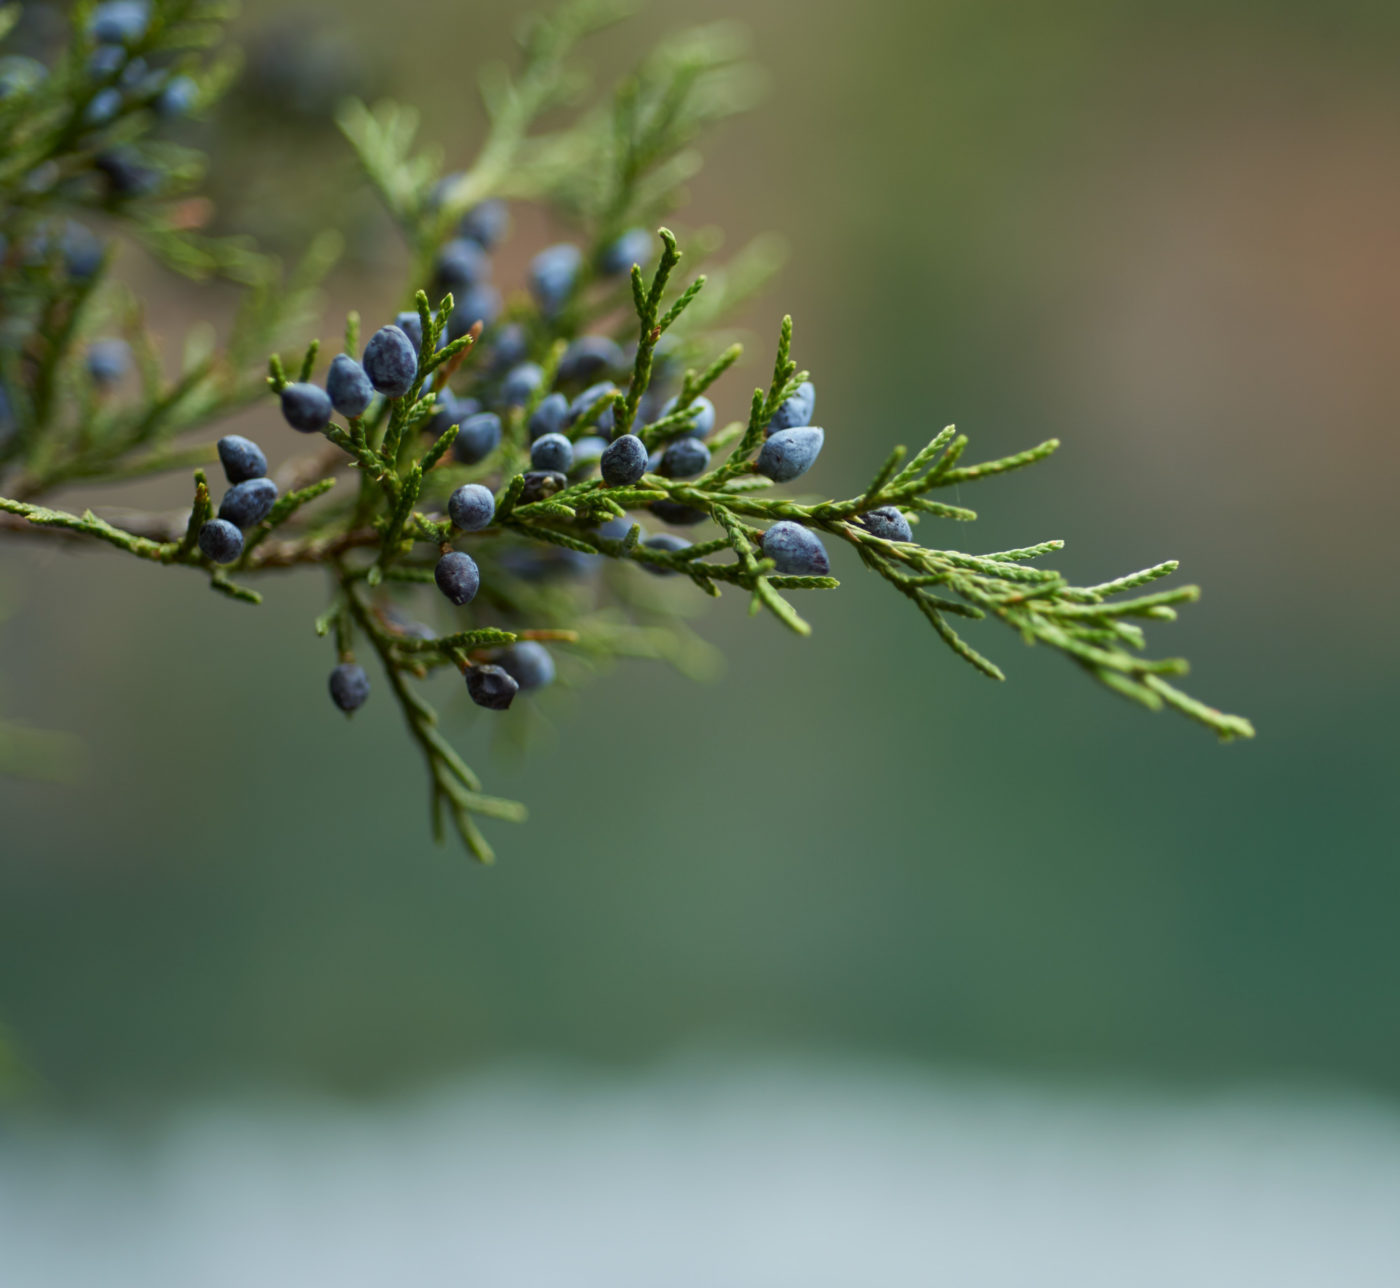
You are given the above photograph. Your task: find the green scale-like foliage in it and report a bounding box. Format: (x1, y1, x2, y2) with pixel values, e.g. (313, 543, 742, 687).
(0, 0, 1253, 861)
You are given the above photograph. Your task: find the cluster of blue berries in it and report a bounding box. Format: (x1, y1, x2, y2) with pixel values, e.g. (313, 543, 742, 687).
(197, 435, 276, 564)
(238, 204, 883, 722)
(426, 194, 510, 341)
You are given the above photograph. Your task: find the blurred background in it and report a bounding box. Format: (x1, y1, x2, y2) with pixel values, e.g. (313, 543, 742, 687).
(2, 0, 1399, 1282)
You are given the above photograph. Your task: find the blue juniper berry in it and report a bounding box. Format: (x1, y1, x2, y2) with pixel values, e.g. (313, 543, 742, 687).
(757, 425, 824, 482)
(858, 506, 913, 542)
(83, 88, 123, 126)
(425, 390, 479, 438)
(58, 221, 104, 280)
(659, 436, 710, 479)
(466, 664, 518, 711)
(156, 75, 197, 117)
(495, 641, 555, 690)
(458, 200, 508, 249)
(766, 380, 816, 434)
(328, 662, 371, 713)
(217, 435, 267, 484)
(433, 238, 489, 292)
(600, 433, 648, 486)
(557, 335, 625, 384)
(448, 483, 496, 532)
(641, 532, 691, 574)
(218, 477, 279, 529)
(361, 324, 418, 397)
(449, 284, 501, 337)
(326, 353, 374, 417)
(593, 515, 636, 543)
(87, 45, 126, 78)
(85, 339, 130, 387)
(435, 550, 480, 605)
(501, 362, 544, 407)
(394, 311, 425, 353)
(280, 381, 332, 432)
(197, 518, 243, 564)
(530, 433, 573, 473)
(452, 411, 502, 465)
(529, 243, 582, 314)
(599, 227, 653, 277)
(487, 323, 529, 373)
(660, 394, 715, 438)
(89, 1, 150, 44)
(569, 382, 617, 435)
(760, 521, 830, 574)
(528, 391, 569, 441)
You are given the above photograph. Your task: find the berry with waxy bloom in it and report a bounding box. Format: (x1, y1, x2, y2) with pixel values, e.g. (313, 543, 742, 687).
(760, 521, 830, 574)
(329, 663, 370, 713)
(435, 551, 481, 606)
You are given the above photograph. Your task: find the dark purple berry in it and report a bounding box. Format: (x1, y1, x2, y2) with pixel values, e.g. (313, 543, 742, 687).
(361, 325, 418, 398)
(219, 477, 279, 529)
(197, 518, 243, 564)
(760, 521, 830, 574)
(519, 470, 567, 503)
(858, 506, 913, 542)
(466, 664, 518, 710)
(435, 551, 480, 605)
(600, 433, 648, 486)
(757, 426, 824, 482)
(217, 435, 267, 484)
(329, 662, 370, 713)
(530, 432, 572, 473)
(326, 354, 373, 417)
(448, 483, 495, 531)
(452, 411, 502, 465)
(281, 381, 332, 432)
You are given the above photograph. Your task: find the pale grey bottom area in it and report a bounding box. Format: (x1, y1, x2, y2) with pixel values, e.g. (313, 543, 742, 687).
(3, 1060, 1399, 1287)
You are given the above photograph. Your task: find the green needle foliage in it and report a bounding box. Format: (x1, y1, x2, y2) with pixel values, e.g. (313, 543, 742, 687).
(0, 1, 1253, 861)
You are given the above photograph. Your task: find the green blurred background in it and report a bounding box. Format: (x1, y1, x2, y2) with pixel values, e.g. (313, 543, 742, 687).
(2, 0, 1398, 1115)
